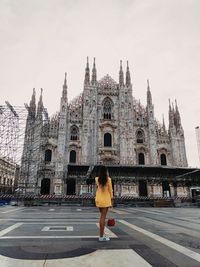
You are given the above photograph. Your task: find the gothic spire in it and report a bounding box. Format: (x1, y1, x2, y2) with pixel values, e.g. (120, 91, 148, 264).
(172, 102, 175, 112)
(64, 72, 67, 88)
(84, 56, 90, 85)
(30, 88, 36, 108)
(169, 99, 171, 111)
(162, 114, 166, 132)
(37, 88, 43, 118)
(62, 72, 67, 99)
(168, 99, 175, 128)
(29, 88, 36, 118)
(91, 57, 97, 85)
(175, 99, 181, 128)
(125, 60, 131, 87)
(119, 60, 124, 87)
(147, 79, 152, 106)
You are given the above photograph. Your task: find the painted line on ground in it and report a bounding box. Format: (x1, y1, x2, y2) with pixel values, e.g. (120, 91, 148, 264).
(138, 217, 200, 238)
(1, 208, 25, 214)
(111, 208, 129, 214)
(129, 208, 170, 215)
(0, 223, 23, 237)
(119, 219, 200, 263)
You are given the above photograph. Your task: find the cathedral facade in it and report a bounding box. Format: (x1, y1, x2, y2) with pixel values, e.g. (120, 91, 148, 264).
(20, 58, 188, 196)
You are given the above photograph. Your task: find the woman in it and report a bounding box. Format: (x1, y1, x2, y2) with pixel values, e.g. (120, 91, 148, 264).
(95, 165, 113, 241)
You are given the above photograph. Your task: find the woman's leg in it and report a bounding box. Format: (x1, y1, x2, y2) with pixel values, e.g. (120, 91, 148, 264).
(99, 207, 108, 237)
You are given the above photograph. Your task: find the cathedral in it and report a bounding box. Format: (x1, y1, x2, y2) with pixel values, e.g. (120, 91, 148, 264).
(20, 58, 188, 197)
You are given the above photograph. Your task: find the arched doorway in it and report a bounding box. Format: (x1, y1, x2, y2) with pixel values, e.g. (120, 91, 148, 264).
(67, 178, 76, 195)
(138, 153, 145, 165)
(139, 180, 148, 196)
(41, 178, 50, 195)
(160, 154, 167, 165)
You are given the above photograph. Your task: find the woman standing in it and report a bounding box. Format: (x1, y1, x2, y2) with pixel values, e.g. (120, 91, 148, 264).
(95, 165, 113, 241)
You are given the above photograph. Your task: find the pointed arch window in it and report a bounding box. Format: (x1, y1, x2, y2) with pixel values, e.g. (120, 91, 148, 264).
(136, 129, 145, 143)
(104, 133, 112, 147)
(45, 149, 52, 162)
(103, 99, 112, 120)
(70, 150, 76, 163)
(62, 105, 66, 112)
(70, 126, 79, 141)
(160, 154, 167, 165)
(138, 153, 145, 165)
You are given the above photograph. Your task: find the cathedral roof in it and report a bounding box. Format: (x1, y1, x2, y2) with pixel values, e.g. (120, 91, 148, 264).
(98, 74, 118, 89)
(69, 93, 83, 110)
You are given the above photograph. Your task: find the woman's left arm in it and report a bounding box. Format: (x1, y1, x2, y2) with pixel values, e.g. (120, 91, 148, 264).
(108, 178, 113, 199)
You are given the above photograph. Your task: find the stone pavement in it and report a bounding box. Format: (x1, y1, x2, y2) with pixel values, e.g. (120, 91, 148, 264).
(0, 205, 200, 266)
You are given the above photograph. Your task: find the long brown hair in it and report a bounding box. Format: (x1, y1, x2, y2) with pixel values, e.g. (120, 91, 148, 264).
(98, 165, 108, 187)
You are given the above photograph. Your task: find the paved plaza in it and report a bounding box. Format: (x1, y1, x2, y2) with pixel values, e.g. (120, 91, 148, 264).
(0, 205, 200, 267)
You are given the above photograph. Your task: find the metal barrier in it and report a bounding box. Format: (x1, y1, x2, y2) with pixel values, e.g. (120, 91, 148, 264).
(0, 194, 196, 207)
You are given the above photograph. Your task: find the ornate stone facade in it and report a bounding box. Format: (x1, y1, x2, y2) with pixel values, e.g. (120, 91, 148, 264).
(20, 58, 188, 196)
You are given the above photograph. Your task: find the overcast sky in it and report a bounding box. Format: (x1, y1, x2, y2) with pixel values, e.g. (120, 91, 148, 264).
(1, 0, 200, 167)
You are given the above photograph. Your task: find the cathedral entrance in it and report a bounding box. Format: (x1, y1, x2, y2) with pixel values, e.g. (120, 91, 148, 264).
(139, 180, 148, 196)
(67, 178, 76, 195)
(40, 178, 50, 195)
(162, 180, 171, 197)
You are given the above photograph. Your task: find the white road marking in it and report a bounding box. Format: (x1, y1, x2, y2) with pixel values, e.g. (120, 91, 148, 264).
(1, 208, 25, 214)
(96, 223, 118, 238)
(49, 209, 55, 211)
(0, 223, 23, 237)
(119, 219, 200, 263)
(111, 208, 129, 214)
(139, 217, 200, 238)
(129, 208, 170, 215)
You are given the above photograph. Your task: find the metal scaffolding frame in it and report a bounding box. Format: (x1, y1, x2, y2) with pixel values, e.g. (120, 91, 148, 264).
(0, 101, 49, 193)
(195, 126, 200, 164)
(0, 102, 27, 193)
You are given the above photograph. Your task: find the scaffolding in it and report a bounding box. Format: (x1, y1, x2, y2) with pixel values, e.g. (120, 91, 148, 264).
(0, 102, 28, 193)
(0, 102, 32, 163)
(195, 126, 200, 164)
(0, 101, 49, 193)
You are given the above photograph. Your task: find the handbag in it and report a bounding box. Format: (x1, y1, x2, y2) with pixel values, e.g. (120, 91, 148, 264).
(107, 218, 115, 227)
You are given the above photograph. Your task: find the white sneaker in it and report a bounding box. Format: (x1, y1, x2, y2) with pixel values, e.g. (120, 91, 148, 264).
(99, 236, 110, 241)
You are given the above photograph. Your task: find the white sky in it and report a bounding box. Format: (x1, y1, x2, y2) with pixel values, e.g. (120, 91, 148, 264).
(0, 0, 200, 167)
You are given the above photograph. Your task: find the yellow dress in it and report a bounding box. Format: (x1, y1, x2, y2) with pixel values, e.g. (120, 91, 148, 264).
(95, 177, 113, 208)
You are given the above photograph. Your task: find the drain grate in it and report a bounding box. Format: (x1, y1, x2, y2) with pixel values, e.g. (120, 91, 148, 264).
(42, 226, 73, 231)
